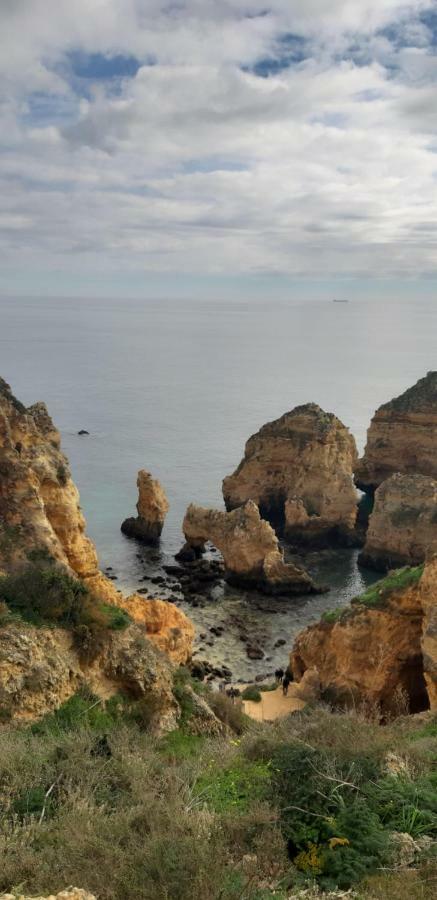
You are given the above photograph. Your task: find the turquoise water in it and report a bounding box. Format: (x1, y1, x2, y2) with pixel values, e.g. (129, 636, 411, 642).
(1, 295, 435, 677)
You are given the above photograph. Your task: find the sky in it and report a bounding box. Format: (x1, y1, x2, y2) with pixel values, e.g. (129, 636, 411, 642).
(1, 0, 437, 300)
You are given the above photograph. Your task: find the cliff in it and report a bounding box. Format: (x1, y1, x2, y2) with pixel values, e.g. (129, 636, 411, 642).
(223, 403, 358, 546)
(359, 473, 437, 571)
(121, 469, 169, 543)
(355, 371, 437, 493)
(291, 560, 437, 714)
(0, 378, 193, 688)
(182, 500, 318, 595)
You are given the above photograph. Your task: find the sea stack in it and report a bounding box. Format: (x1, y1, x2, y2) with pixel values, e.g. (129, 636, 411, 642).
(359, 473, 437, 571)
(181, 500, 318, 595)
(121, 470, 169, 544)
(355, 371, 437, 494)
(223, 403, 358, 546)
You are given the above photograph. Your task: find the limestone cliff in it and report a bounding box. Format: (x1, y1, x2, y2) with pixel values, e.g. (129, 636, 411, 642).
(0, 378, 194, 666)
(355, 371, 437, 493)
(223, 403, 358, 546)
(291, 559, 437, 714)
(0, 619, 178, 731)
(359, 473, 437, 571)
(0, 892, 95, 900)
(182, 500, 318, 595)
(121, 469, 169, 543)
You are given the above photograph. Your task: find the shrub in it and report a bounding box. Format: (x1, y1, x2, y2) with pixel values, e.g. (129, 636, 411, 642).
(206, 690, 249, 735)
(354, 565, 424, 609)
(242, 685, 262, 702)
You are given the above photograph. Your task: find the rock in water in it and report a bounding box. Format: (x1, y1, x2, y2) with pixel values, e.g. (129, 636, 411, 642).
(359, 473, 437, 571)
(121, 469, 169, 544)
(181, 500, 319, 595)
(222, 403, 358, 546)
(290, 555, 437, 714)
(355, 371, 437, 494)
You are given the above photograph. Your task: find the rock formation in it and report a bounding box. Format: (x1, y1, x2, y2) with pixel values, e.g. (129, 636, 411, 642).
(222, 403, 358, 546)
(182, 500, 318, 595)
(0, 378, 194, 669)
(0, 619, 178, 730)
(121, 469, 169, 543)
(359, 473, 437, 571)
(290, 557, 437, 714)
(355, 371, 437, 493)
(0, 892, 95, 900)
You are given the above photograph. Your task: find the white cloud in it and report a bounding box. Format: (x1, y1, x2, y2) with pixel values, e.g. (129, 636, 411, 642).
(1, 0, 437, 287)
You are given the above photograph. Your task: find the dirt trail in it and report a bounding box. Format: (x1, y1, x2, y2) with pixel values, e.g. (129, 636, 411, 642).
(242, 686, 306, 722)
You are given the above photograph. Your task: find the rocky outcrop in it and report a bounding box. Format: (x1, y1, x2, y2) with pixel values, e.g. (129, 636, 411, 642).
(359, 473, 437, 571)
(121, 469, 169, 543)
(0, 378, 194, 667)
(291, 557, 437, 714)
(0, 619, 178, 731)
(0, 892, 95, 900)
(182, 500, 318, 595)
(223, 404, 358, 546)
(355, 371, 437, 493)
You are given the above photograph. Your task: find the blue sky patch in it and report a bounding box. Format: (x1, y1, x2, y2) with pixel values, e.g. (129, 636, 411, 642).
(67, 51, 141, 80)
(247, 32, 309, 77)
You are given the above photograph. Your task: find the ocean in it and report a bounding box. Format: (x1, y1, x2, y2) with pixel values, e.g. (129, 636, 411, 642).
(1, 294, 436, 679)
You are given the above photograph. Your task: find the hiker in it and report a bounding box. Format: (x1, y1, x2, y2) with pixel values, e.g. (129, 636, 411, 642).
(282, 673, 291, 696)
(275, 667, 284, 684)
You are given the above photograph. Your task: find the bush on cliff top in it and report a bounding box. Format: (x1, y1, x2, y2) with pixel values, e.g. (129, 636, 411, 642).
(0, 564, 130, 661)
(353, 564, 425, 610)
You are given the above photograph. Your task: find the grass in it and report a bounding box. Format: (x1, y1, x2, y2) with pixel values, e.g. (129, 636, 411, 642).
(242, 685, 263, 702)
(0, 695, 435, 899)
(353, 565, 425, 610)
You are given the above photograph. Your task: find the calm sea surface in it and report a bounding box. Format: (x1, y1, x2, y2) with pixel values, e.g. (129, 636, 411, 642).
(1, 295, 436, 678)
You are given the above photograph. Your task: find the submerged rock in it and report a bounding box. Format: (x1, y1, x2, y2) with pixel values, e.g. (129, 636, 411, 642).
(121, 470, 169, 544)
(355, 371, 437, 493)
(223, 403, 358, 546)
(291, 555, 437, 714)
(181, 500, 318, 595)
(359, 473, 437, 571)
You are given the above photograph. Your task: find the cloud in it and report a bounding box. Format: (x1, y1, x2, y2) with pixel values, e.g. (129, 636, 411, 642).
(1, 0, 437, 289)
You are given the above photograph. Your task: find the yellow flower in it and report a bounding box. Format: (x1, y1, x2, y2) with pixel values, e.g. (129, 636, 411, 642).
(328, 836, 350, 850)
(294, 842, 324, 874)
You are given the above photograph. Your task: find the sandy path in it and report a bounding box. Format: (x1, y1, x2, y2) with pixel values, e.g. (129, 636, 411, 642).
(242, 686, 306, 722)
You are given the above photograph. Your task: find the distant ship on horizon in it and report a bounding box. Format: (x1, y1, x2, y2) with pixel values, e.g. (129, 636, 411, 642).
(332, 298, 349, 303)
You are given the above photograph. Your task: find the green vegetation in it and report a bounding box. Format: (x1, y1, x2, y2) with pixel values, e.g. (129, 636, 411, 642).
(321, 607, 348, 624)
(0, 564, 130, 632)
(0, 692, 435, 899)
(353, 565, 425, 610)
(242, 685, 263, 702)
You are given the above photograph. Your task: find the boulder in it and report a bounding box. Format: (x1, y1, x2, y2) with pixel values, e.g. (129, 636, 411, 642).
(290, 555, 437, 714)
(355, 371, 437, 494)
(121, 470, 169, 543)
(223, 403, 358, 546)
(359, 473, 437, 571)
(181, 500, 318, 595)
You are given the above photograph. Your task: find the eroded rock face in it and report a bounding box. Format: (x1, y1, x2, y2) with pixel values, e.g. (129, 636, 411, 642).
(0, 892, 95, 900)
(359, 473, 437, 571)
(0, 378, 194, 668)
(355, 371, 437, 493)
(0, 620, 178, 731)
(121, 469, 169, 543)
(182, 500, 317, 595)
(223, 403, 358, 546)
(291, 557, 437, 714)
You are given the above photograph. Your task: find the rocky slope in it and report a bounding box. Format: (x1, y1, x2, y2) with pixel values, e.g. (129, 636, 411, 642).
(182, 500, 318, 595)
(355, 371, 437, 493)
(290, 559, 437, 714)
(223, 403, 358, 546)
(359, 473, 437, 571)
(0, 378, 193, 665)
(121, 469, 169, 543)
(0, 892, 95, 900)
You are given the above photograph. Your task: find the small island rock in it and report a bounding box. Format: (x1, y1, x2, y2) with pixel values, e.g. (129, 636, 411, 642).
(223, 403, 358, 546)
(121, 470, 169, 544)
